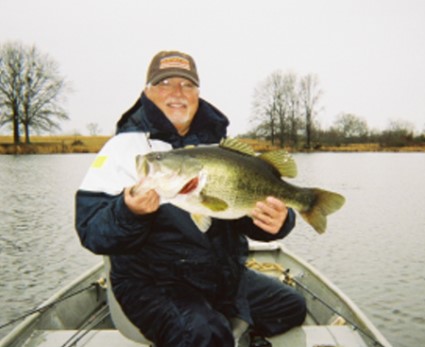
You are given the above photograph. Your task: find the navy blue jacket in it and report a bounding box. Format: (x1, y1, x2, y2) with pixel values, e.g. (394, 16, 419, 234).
(75, 93, 296, 322)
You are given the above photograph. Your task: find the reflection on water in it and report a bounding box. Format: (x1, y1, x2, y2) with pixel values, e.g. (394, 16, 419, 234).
(1, 153, 424, 346)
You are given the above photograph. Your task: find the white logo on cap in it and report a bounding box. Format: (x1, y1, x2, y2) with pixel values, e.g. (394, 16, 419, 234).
(159, 56, 191, 70)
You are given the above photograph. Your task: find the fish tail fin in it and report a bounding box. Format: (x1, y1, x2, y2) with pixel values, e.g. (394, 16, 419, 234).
(300, 189, 345, 234)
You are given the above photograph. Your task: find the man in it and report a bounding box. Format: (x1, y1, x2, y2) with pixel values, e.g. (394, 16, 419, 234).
(75, 50, 306, 347)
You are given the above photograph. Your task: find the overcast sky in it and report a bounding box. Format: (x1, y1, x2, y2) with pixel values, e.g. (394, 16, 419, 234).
(1, 0, 424, 136)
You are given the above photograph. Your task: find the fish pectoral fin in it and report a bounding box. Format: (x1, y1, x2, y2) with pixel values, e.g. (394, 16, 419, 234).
(200, 194, 229, 212)
(191, 214, 212, 232)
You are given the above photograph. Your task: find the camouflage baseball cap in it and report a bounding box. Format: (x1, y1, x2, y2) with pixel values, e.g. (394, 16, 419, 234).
(146, 50, 199, 86)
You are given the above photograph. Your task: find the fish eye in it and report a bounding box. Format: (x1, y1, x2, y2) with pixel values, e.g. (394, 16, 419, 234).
(155, 153, 162, 161)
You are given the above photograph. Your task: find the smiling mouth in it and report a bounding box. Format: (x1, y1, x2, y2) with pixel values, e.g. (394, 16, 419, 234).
(167, 103, 187, 109)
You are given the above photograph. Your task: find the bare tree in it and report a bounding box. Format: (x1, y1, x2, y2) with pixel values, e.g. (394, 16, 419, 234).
(251, 71, 304, 147)
(0, 44, 25, 143)
(87, 122, 101, 136)
(333, 113, 369, 141)
(0, 41, 70, 144)
(386, 119, 415, 135)
(299, 74, 322, 149)
(283, 72, 302, 146)
(251, 71, 287, 145)
(379, 119, 415, 146)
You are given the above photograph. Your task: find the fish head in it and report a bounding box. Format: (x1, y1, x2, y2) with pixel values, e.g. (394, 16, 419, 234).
(135, 150, 203, 198)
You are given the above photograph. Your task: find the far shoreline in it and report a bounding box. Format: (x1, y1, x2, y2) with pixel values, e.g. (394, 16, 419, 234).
(0, 135, 424, 155)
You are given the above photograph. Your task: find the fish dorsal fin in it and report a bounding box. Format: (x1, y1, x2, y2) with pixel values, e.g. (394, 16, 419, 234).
(258, 150, 298, 178)
(219, 138, 256, 156)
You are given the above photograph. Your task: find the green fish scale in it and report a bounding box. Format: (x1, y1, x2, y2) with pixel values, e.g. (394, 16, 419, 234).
(190, 147, 310, 212)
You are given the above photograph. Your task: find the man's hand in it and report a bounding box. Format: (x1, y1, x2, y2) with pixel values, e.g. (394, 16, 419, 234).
(251, 197, 288, 234)
(124, 185, 160, 215)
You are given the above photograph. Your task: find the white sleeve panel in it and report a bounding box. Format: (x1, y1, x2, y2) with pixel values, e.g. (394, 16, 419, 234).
(79, 133, 171, 195)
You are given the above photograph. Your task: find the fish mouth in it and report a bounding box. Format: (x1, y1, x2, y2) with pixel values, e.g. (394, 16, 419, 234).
(178, 176, 199, 194)
(136, 155, 150, 177)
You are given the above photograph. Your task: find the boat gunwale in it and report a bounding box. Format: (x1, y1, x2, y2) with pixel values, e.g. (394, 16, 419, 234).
(0, 262, 104, 347)
(0, 244, 392, 347)
(273, 242, 392, 347)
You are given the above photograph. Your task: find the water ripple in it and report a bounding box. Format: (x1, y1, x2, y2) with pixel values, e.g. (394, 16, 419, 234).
(1, 153, 425, 347)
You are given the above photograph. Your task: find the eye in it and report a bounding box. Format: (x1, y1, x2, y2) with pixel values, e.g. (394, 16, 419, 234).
(155, 153, 163, 161)
(181, 81, 196, 89)
(157, 79, 170, 87)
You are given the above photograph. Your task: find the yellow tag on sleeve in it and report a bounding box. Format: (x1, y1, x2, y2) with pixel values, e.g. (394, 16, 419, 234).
(91, 155, 108, 169)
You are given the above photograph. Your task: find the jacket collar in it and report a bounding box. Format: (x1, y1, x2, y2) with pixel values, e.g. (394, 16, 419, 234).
(116, 93, 229, 148)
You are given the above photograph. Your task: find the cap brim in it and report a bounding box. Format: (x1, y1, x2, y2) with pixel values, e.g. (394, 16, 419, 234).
(149, 70, 199, 87)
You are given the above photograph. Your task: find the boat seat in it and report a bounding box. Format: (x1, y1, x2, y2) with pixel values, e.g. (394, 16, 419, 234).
(103, 257, 250, 347)
(103, 257, 154, 346)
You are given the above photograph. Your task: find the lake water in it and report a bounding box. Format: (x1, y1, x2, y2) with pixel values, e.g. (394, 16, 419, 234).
(0, 153, 424, 346)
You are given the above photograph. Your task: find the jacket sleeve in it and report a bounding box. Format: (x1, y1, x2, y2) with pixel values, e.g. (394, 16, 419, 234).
(233, 208, 296, 242)
(75, 190, 155, 254)
(74, 133, 158, 255)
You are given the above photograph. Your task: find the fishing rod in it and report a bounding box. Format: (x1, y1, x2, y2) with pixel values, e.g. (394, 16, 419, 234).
(247, 259, 386, 347)
(0, 282, 99, 331)
(284, 272, 386, 347)
(59, 304, 110, 347)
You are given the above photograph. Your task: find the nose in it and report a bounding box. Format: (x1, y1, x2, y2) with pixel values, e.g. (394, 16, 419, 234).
(169, 83, 184, 96)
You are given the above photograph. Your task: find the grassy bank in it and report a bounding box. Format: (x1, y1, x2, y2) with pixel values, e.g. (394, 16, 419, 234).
(0, 135, 111, 154)
(310, 142, 425, 152)
(239, 139, 425, 153)
(1, 136, 424, 154)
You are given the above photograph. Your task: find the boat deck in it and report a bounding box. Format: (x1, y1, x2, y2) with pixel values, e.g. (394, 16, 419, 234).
(24, 325, 368, 347)
(1, 242, 390, 347)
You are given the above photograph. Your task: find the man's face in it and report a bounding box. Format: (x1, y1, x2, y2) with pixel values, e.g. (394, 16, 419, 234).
(145, 77, 200, 136)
